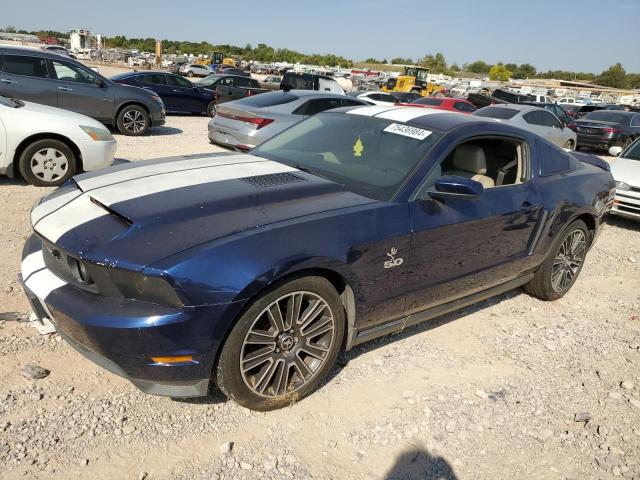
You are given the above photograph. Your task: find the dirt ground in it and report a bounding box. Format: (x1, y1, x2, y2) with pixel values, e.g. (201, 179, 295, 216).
(1, 115, 639, 480)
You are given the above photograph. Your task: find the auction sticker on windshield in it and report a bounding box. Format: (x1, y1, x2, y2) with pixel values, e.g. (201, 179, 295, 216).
(383, 123, 432, 140)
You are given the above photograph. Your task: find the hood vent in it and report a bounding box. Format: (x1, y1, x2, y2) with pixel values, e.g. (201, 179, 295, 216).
(241, 172, 306, 188)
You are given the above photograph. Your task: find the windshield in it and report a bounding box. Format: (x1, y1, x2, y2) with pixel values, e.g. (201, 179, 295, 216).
(585, 111, 631, 124)
(622, 139, 640, 160)
(252, 112, 442, 201)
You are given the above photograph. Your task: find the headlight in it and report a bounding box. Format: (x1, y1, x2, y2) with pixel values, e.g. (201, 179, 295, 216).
(80, 125, 113, 141)
(615, 181, 631, 191)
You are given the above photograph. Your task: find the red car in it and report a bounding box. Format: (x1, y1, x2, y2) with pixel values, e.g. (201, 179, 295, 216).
(403, 97, 477, 114)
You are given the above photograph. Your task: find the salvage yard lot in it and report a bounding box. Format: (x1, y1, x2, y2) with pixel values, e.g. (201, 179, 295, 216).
(1, 116, 639, 479)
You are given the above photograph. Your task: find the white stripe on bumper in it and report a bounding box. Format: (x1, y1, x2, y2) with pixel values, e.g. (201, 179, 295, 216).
(22, 249, 67, 301)
(21, 250, 46, 281)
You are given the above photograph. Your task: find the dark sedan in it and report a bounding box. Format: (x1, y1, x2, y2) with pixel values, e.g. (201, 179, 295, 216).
(22, 107, 613, 411)
(111, 71, 216, 117)
(568, 110, 640, 151)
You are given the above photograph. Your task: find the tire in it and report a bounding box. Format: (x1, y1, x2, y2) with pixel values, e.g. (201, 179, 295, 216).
(206, 101, 216, 117)
(621, 137, 633, 150)
(216, 276, 345, 411)
(18, 139, 77, 187)
(116, 105, 150, 136)
(187, 71, 194, 78)
(563, 139, 574, 150)
(524, 220, 589, 301)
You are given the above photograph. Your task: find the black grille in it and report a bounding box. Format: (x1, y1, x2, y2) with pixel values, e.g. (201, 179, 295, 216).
(240, 172, 306, 188)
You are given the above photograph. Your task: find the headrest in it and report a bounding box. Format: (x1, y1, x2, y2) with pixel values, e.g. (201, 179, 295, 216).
(453, 145, 487, 175)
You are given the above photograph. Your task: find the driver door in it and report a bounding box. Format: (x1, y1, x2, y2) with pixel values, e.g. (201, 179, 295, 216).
(51, 59, 114, 122)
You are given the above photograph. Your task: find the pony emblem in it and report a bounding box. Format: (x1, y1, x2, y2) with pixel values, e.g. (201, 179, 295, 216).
(384, 247, 403, 269)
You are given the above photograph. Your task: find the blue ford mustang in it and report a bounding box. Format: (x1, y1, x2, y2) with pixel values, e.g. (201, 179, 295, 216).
(21, 106, 615, 411)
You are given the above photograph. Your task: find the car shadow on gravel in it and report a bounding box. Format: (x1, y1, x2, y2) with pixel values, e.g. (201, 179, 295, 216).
(385, 449, 458, 479)
(606, 216, 640, 232)
(0, 177, 30, 186)
(108, 126, 184, 137)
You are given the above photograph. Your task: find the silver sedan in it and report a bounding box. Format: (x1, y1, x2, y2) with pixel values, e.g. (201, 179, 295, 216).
(208, 90, 367, 151)
(473, 104, 577, 149)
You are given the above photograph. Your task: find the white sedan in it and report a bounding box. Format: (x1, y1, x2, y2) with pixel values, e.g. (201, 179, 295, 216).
(0, 96, 116, 186)
(609, 140, 640, 221)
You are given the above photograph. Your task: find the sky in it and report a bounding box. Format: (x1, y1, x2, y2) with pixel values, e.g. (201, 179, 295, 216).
(3, 0, 640, 73)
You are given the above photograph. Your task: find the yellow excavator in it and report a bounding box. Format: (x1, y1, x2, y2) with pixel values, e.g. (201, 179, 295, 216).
(382, 66, 445, 96)
(195, 51, 236, 68)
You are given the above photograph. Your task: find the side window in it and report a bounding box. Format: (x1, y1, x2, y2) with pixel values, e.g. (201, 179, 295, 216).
(416, 137, 528, 197)
(235, 77, 251, 88)
(250, 79, 261, 88)
(52, 60, 99, 84)
(166, 75, 192, 88)
(140, 74, 166, 85)
(1, 55, 49, 78)
(631, 116, 640, 127)
(293, 98, 342, 116)
(218, 77, 235, 87)
(540, 111, 562, 128)
(538, 141, 575, 175)
(341, 98, 365, 108)
(523, 111, 543, 126)
(454, 102, 475, 112)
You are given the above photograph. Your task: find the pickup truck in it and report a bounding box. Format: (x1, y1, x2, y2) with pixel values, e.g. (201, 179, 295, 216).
(196, 74, 268, 105)
(468, 88, 535, 109)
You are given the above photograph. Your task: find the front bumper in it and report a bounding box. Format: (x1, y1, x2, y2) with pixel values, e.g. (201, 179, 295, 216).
(611, 190, 640, 221)
(78, 138, 117, 171)
(150, 105, 166, 127)
(20, 234, 239, 397)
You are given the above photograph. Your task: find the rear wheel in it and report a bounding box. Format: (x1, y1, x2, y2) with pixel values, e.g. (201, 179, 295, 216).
(216, 276, 345, 411)
(525, 220, 588, 301)
(187, 71, 194, 78)
(563, 139, 574, 150)
(19, 139, 77, 187)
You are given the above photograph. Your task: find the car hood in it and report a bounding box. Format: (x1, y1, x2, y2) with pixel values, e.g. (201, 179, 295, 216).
(611, 157, 640, 187)
(30, 153, 374, 270)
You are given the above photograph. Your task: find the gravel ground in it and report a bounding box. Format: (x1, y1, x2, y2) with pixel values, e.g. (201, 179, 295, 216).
(0, 115, 639, 480)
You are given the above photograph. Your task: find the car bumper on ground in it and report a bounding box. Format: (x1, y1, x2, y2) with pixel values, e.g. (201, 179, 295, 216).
(19, 234, 238, 397)
(611, 190, 640, 221)
(79, 138, 117, 171)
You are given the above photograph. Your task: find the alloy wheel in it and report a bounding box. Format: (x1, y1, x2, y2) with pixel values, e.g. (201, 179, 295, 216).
(551, 229, 586, 292)
(30, 148, 69, 183)
(122, 110, 146, 133)
(207, 103, 216, 117)
(240, 291, 336, 398)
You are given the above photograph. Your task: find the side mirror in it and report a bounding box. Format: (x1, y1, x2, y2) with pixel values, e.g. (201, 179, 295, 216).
(609, 146, 623, 157)
(96, 79, 107, 88)
(429, 176, 484, 200)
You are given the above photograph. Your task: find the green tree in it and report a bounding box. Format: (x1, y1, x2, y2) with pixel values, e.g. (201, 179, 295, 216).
(450, 62, 460, 72)
(419, 52, 447, 73)
(4, 25, 16, 33)
(391, 57, 413, 65)
(597, 63, 627, 88)
(489, 63, 512, 81)
(516, 63, 536, 78)
(467, 60, 491, 74)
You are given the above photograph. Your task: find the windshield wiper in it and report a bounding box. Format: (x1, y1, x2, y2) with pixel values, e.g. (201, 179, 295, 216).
(292, 164, 329, 180)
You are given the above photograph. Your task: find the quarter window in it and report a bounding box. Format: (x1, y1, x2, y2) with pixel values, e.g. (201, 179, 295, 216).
(0, 54, 49, 78)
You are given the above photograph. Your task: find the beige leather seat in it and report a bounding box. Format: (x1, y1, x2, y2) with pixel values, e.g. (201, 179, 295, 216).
(446, 145, 495, 188)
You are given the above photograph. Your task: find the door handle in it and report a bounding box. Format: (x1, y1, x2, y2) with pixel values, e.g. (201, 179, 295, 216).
(57, 86, 73, 92)
(173, 89, 181, 93)
(0, 78, 16, 84)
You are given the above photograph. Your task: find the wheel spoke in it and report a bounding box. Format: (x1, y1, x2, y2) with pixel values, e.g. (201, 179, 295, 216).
(254, 358, 284, 394)
(298, 341, 329, 359)
(266, 303, 286, 333)
(292, 352, 313, 379)
(302, 315, 333, 339)
(298, 299, 326, 331)
(285, 293, 303, 330)
(241, 346, 274, 372)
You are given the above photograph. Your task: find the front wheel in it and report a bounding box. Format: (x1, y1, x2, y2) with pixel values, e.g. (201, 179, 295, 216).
(116, 105, 150, 136)
(18, 139, 77, 187)
(525, 220, 588, 301)
(216, 276, 345, 411)
(187, 71, 194, 78)
(206, 101, 216, 117)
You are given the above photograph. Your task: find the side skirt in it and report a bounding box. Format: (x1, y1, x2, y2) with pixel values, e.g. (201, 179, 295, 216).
(346, 273, 534, 350)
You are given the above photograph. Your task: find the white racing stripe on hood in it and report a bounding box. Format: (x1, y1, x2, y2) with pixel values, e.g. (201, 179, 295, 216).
(24, 267, 66, 300)
(75, 154, 262, 192)
(21, 250, 46, 282)
(31, 189, 83, 225)
(33, 159, 298, 243)
(375, 107, 443, 122)
(347, 106, 398, 117)
(35, 194, 110, 242)
(88, 160, 297, 207)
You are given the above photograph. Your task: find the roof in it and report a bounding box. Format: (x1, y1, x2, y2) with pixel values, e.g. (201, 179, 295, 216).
(479, 104, 542, 114)
(343, 105, 484, 131)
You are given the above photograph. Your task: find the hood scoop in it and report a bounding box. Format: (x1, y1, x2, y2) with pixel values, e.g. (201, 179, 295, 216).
(240, 172, 307, 188)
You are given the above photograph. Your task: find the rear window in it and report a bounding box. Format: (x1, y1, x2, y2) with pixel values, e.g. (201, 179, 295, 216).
(584, 111, 632, 125)
(473, 107, 519, 119)
(235, 91, 299, 108)
(412, 98, 443, 106)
